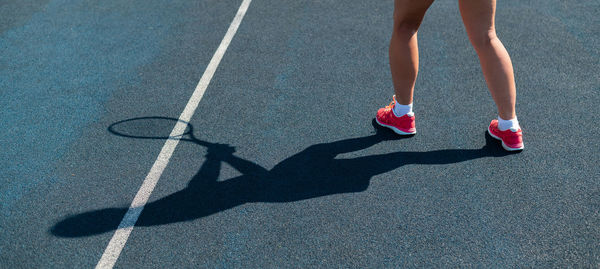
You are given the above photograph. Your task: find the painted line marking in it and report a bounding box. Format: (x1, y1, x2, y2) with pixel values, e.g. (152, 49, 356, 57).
(95, 0, 253, 267)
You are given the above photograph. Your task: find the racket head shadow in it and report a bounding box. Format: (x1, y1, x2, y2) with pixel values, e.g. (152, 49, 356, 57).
(108, 116, 194, 141)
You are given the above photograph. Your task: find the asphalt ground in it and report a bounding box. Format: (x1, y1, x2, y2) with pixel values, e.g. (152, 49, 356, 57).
(1, 0, 599, 267)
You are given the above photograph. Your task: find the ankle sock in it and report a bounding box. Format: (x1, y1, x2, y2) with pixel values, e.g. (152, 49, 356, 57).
(498, 116, 520, 131)
(393, 102, 413, 117)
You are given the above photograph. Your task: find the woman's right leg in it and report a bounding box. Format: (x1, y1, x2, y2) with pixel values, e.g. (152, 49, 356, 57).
(458, 0, 516, 120)
(389, 0, 434, 105)
(459, 0, 523, 151)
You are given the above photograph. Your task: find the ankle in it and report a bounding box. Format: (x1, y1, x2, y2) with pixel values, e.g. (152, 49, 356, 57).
(497, 116, 520, 131)
(393, 103, 413, 117)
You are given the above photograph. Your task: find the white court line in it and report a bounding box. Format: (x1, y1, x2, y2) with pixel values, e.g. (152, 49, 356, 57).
(95, 0, 253, 267)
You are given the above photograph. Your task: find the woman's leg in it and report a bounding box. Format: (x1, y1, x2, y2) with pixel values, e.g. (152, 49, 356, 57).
(458, 0, 517, 120)
(389, 0, 435, 105)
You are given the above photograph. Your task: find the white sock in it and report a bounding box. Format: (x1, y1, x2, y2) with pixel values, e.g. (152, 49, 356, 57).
(393, 102, 413, 117)
(498, 116, 520, 131)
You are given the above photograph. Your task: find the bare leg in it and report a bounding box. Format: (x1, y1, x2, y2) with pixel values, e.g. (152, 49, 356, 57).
(459, 0, 517, 120)
(389, 0, 434, 105)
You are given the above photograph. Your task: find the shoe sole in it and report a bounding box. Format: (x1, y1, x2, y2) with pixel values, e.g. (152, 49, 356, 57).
(488, 126, 524, 151)
(375, 118, 416, 135)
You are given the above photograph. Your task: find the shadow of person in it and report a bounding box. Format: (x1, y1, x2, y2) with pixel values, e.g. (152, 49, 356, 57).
(51, 119, 513, 237)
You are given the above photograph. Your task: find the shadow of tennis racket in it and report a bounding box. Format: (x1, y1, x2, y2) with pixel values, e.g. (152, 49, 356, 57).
(108, 116, 216, 147)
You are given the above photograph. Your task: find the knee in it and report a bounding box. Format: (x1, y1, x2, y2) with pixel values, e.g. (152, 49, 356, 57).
(469, 30, 499, 50)
(392, 19, 421, 38)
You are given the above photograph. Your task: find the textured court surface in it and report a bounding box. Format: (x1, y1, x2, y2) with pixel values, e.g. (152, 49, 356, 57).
(1, 0, 599, 267)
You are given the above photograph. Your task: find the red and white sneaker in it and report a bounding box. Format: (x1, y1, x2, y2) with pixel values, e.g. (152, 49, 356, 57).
(375, 96, 416, 135)
(487, 119, 524, 151)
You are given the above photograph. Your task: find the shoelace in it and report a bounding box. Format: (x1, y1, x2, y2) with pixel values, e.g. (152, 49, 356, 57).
(385, 95, 397, 110)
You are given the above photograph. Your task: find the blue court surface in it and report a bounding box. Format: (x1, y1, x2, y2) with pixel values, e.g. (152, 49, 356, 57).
(1, 0, 599, 267)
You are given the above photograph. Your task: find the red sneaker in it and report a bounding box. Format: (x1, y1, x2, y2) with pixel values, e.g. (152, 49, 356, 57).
(375, 96, 416, 135)
(487, 119, 524, 151)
